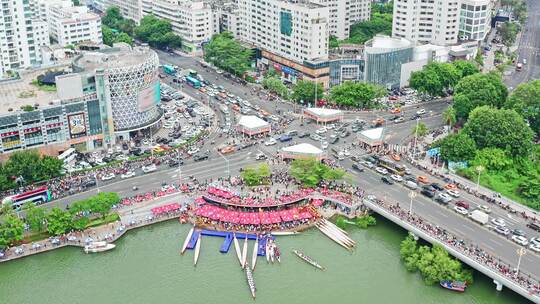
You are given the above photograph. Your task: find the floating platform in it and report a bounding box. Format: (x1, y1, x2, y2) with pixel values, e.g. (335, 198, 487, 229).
(186, 230, 201, 250)
(184, 229, 274, 255)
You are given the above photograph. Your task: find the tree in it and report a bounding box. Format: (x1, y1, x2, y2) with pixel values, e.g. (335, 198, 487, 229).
(518, 173, 540, 204)
(115, 32, 133, 45)
(463, 106, 534, 157)
(289, 158, 344, 188)
(453, 73, 508, 120)
(46, 207, 73, 236)
(505, 79, 540, 135)
(25, 204, 47, 233)
(328, 81, 385, 109)
(437, 133, 477, 162)
(89, 192, 120, 218)
(204, 32, 252, 76)
(72, 217, 90, 231)
(412, 122, 429, 138)
(499, 22, 520, 47)
(262, 77, 289, 99)
(0, 150, 63, 190)
(0, 214, 25, 249)
(102, 7, 123, 28)
(452, 60, 480, 78)
(241, 164, 271, 186)
(472, 148, 513, 171)
(441, 106, 457, 128)
(409, 62, 461, 96)
(135, 15, 182, 50)
(291, 80, 324, 104)
(102, 26, 115, 46)
(345, 4, 393, 44)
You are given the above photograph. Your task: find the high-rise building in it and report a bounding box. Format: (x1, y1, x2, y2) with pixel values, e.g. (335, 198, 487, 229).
(46, 4, 102, 46)
(312, 0, 370, 40)
(0, 0, 49, 79)
(459, 0, 492, 41)
(142, 0, 215, 53)
(92, 0, 143, 23)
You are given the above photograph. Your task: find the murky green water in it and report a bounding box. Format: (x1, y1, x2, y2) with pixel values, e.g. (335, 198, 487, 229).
(0, 217, 530, 304)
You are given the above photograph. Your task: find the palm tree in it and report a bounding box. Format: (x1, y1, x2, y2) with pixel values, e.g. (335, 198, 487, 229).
(442, 106, 456, 130)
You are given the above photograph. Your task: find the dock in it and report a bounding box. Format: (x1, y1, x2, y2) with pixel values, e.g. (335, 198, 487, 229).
(183, 230, 274, 255)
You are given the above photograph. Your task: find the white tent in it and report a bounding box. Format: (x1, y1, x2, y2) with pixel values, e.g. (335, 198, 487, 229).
(358, 127, 384, 147)
(303, 108, 343, 123)
(281, 143, 325, 160)
(237, 115, 270, 135)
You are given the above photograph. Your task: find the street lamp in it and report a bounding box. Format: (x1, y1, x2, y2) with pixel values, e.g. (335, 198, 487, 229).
(218, 152, 230, 177)
(413, 118, 420, 159)
(94, 173, 101, 193)
(408, 191, 417, 213)
(515, 247, 527, 278)
(177, 149, 182, 182)
(475, 165, 484, 191)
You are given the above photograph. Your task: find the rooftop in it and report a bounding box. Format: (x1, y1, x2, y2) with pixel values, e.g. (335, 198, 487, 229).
(360, 127, 384, 141)
(72, 46, 155, 73)
(305, 107, 342, 117)
(282, 143, 323, 155)
(365, 35, 413, 51)
(238, 115, 269, 129)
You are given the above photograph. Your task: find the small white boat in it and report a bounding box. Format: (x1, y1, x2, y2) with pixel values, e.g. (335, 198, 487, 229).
(241, 235, 248, 269)
(316, 223, 351, 251)
(84, 241, 115, 253)
(251, 236, 259, 271)
(181, 226, 194, 255)
(245, 261, 256, 299)
(271, 231, 298, 236)
(193, 235, 201, 266)
(265, 239, 271, 263)
(233, 233, 243, 266)
(270, 243, 275, 263)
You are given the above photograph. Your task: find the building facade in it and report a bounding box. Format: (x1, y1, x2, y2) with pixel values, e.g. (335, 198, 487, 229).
(0, 0, 49, 79)
(92, 0, 143, 23)
(47, 4, 102, 46)
(459, 0, 491, 41)
(312, 0, 370, 40)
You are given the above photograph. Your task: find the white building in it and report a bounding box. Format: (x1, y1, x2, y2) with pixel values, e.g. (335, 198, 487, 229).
(459, 0, 492, 41)
(143, 0, 214, 53)
(392, 0, 461, 46)
(0, 0, 49, 79)
(312, 0, 370, 40)
(47, 4, 102, 46)
(213, 2, 242, 39)
(92, 0, 143, 23)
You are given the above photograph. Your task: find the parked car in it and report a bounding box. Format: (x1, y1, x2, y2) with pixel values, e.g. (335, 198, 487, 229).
(491, 218, 506, 227)
(352, 163, 364, 172)
(101, 173, 115, 181)
(381, 176, 394, 185)
(453, 206, 469, 215)
(455, 201, 470, 209)
(421, 189, 435, 198)
(121, 171, 136, 179)
(264, 138, 277, 146)
(375, 167, 388, 175)
(142, 164, 157, 173)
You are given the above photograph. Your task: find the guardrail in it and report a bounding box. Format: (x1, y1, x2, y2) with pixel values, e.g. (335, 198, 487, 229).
(363, 198, 540, 303)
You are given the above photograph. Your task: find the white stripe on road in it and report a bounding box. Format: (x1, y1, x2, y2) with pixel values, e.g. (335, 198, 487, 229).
(488, 238, 504, 247)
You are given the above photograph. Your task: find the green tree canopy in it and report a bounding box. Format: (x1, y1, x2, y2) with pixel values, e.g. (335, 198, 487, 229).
(115, 32, 133, 46)
(471, 148, 514, 171)
(452, 60, 480, 78)
(204, 32, 252, 77)
(499, 22, 520, 47)
(291, 80, 324, 104)
(88, 192, 120, 218)
(102, 7, 123, 28)
(328, 81, 385, 109)
(505, 79, 540, 135)
(442, 106, 457, 128)
(412, 122, 429, 138)
(409, 62, 461, 96)
(0, 214, 25, 249)
(453, 72, 508, 120)
(436, 132, 477, 162)
(289, 158, 344, 188)
(25, 204, 47, 233)
(0, 150, 63, 191)
(344, 3, 393, 44)
(102, 25, 115, 46)
(463, 106, 534, 157)
(135, 15, 182, 50)
(46, 207, 73, 236)
(241, 163, 271, 186)
(262, 77, 289, 99)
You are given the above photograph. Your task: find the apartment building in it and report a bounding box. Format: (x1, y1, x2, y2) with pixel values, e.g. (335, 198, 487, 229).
(459, 0, 491, 41)
(312, 0, 370, 40)
(0, 0, 49, 79)
(47, 4, 102, 46)
(213, 2, 242, 38)
(92, 0, 143, 23)
(143, 0, 214, 53)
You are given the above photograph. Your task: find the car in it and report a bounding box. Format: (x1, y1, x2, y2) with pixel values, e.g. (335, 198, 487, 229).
(142, 164, 157, 173)
(279, 135, 293, 142)
(381, 176, 394, 185)
(121, 171, 135, 179)
(298, 132, 309, 138)
(511, 229, 526, 237)
(417, 176, 428, 184)
(390, 108, 401, 114)
(315, 127, 327, 134)
(193, 154, 209, 161)
(494, 226, 510, 236)
(437, 193, 453, 203)
(255, 153, 267, 160)
(430, 183, 444, 191)
(361, 161, 375, 168)
(410, 114, 421, 120)
(187, 147, 200, 155)
(529, 243, 540, 253)
(101, 173, 115, 181)
(393, 117, 405, 124)
(220, 146, 236, 154)
(352, 163, 364, 172)
(455, 201, 470, 209)
(527, 222, 540, 232)
(479, 205, 492, 213)
(321, 141, 329, 149)
(81, 180, 97, 188)
(445, 183, 458, 190)
(168, 159, 183, 167)
(416, 109, 426, 115)
(264, 138, 277, 146)
(404, 180, 418, 190)
(453, 206, 469, 215)
(421, 189, 435, 198)
(491, 218, 506, 227)
(446, 189, 460, 197)
(375, 167, 388, 175)
(512, 235, 529, 246)
(330, 136, 339, 144)
(116, 154, 129, 161)
(287, 130, 298, 136)
(390, 174, 403, 182)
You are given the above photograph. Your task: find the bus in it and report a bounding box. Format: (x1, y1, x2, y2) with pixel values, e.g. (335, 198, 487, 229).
(163, 64, 176, 76)
(2, 187, 52, 209)
(58, 148, 76, 164)
(377, 157, 406, 176)
(185, 76, 201, 89)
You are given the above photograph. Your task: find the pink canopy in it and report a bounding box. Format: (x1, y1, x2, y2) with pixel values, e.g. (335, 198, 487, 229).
(151, 203, 181, 215)
(195, 204, 316, 225)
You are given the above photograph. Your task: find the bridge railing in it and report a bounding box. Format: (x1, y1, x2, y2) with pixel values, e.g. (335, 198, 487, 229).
(363, 198, 540, 303)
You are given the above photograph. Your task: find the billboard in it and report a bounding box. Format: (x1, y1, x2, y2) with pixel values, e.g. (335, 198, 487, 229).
(138, 81, 160, 112)
(67, 113, 87, 138)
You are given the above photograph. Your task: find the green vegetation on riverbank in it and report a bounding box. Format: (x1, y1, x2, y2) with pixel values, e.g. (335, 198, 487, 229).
(335, 214, 376, 229)
(400, 235, 473, 285)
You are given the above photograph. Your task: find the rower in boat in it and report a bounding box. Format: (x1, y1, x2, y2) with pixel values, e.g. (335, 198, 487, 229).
(292, 249, 325, 270)
(245, 261, 257, 299)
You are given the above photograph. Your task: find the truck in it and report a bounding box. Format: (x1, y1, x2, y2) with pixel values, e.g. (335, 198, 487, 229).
(469, 210, 489, 225)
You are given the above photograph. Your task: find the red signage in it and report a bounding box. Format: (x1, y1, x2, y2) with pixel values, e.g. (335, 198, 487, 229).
(273, 63, 282, 71)
(0, 131, 19, 137)
(46, 122, 63, 128)
(24, 127, 41, 133)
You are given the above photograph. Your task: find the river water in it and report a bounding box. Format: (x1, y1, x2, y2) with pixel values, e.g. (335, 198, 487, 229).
(0, 217, 530, 304)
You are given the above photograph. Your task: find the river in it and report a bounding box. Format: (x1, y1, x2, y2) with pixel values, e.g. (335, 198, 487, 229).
(0, 217, 531, 304)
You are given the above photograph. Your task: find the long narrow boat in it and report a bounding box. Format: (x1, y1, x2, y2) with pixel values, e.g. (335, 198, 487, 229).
(242, 235, 248, 269)
(181, 226, 194, 255)
(233, 233, 243, 266)
(193, 234, 201, 266)
(270, 243, 275, 263)
(292, 249, 325, 270)
(245, 261, 256, 299)
(251, 236, 259, 271)
(265, 239, 271, 263)
(323, 219, 349, 236)
(316, 223, 352, 251)
(271, 231, 298, 236)
(318, 222, 355, 246)
(275, 243, 281, 263)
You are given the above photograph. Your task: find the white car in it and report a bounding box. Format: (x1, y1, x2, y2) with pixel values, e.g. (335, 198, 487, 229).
(491, 218, 506, 227)
(116, 154, 128, 161)
(326, 124, 335, 130)
(361, 161, 375, 168)
(416, 109, 426, 115)
(101, 173, 115, 181)
(530, 237, 540, 247)
(511, 235, 529, 246)
(342, 150, 351, 157)
(315, 127, 327, 134)
(269, 115, 279, 121)
(390, 174, 403, 182)
(142, 164, 157, 173)
(446, 189, 460, 197)
(321, 141, 329, 149)
(264, 138, 277, 146)
(121, 171, 135, 179)
(375, 167, 388, 175)
(187, 147, 200, 155)
(530, 243, 540, 253)
(453, 206, 469, 215)
(437, 193, 453, 202)
(479, 205, 492, 213)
